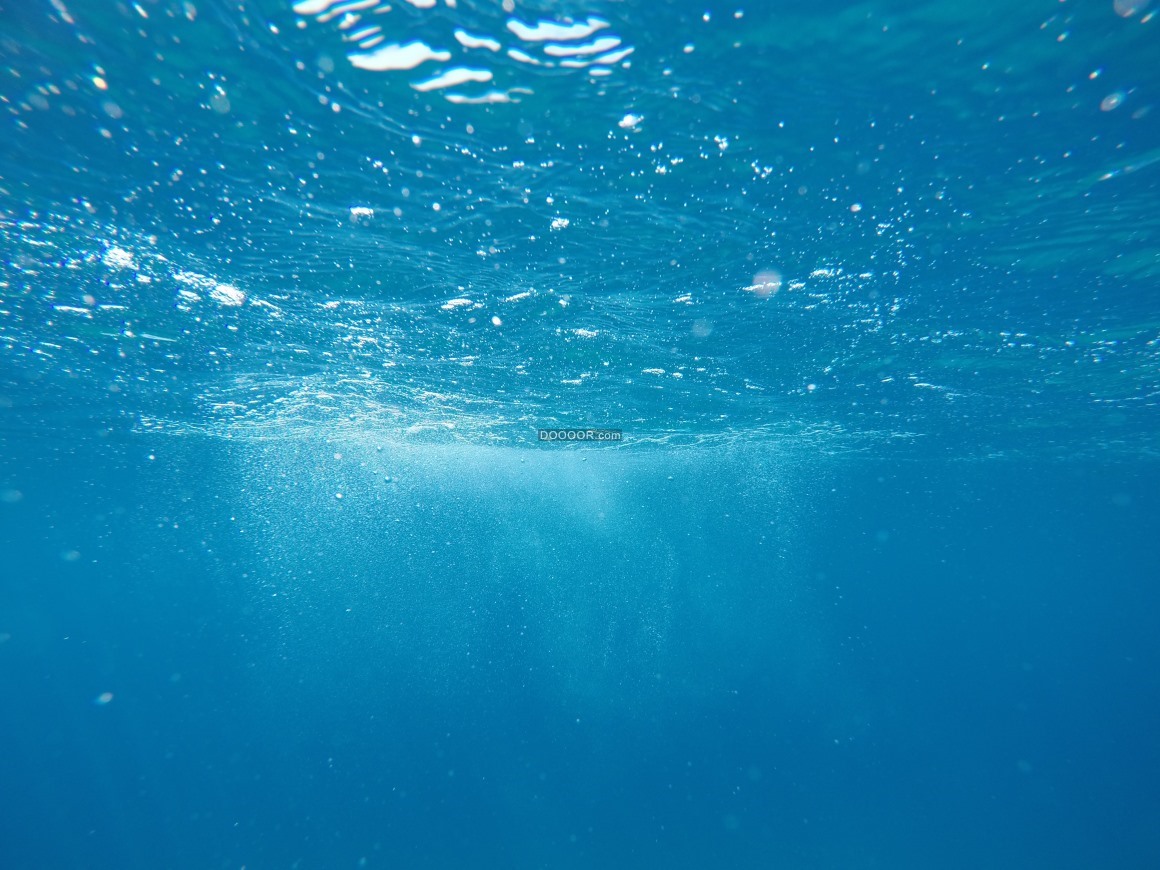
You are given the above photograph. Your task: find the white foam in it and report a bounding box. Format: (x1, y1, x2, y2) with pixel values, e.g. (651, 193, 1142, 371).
(507, 17, 609, 42)
(292, 0, 345, 14)
(210, 284, 246, 307)
(507, 48, 543, 66)
(454, 29, 502, 51)
(543, 37, 621, 57)
(412, 67, 493, 92)
(445, 90, 524, 104)
(349, 41, 451, 71)
(317, 0, 377, 23)
(345, 25, 380, 42)
(102, 246, 135, 269)
(593, 47, 634, 65)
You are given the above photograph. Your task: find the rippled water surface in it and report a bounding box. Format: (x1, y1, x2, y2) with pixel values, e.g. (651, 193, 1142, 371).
(2, 0, 1157, 452)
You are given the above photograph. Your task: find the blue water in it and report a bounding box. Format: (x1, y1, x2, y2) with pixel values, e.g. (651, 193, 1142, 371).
(2, 0, 1160, 867)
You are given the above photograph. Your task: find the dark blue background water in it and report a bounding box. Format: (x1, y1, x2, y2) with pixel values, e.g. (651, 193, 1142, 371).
(2, 434, 1158, 869)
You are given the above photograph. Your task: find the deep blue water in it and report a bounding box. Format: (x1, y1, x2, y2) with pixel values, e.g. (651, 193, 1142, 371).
(3, 439, 1159, 868)
(2, 0, 1160, 868)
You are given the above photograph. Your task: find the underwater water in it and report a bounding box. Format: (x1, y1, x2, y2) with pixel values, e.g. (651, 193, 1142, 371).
(2, 0, 1159, 868)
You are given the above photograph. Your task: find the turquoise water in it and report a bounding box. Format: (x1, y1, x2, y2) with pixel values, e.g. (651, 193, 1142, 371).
(2, 1, 1159, 868)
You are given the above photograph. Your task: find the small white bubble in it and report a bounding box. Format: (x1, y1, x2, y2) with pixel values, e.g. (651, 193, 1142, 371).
(1100, 91, 1126, 111)
(745, 269, 782, 297)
